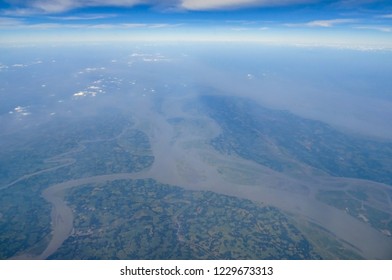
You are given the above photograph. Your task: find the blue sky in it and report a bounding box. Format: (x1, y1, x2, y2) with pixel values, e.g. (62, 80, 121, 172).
(0, 0, 391, 47)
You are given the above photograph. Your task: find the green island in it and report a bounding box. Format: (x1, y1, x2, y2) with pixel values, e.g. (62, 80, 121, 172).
(200, 94, 392, 236)
(50, 179, 322, 260)
(316, 189, 392, 236)
(200, 94, 392, 185)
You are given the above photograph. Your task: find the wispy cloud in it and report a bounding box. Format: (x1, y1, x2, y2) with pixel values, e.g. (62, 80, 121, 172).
(47, 14, 117, 20)
(286, 18, 356, 28)
(306, 19, 356, 27)
(355, 25, 392, 32)
(0, 19, 180, 30)
(2, 0, 316, 15)
(87, 23, 177, 29)
(2, 0, 144, 14)
(180, 0, 313, 10)
(0, 17, 24, 26)
(380, 14, 392, 19)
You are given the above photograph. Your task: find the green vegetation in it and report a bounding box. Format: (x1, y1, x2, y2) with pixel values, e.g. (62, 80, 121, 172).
(200, 94, 392, 241)
(0, 111, 154, 259)
(0, 111, 129, 186)
(50, 179, 321, 260)
(200, 94, 392, 185)
(0, 181, 51, 259)
(316, 190, 392, 235)
(2, 94, 391, 260)
(289, 218, 363, 259)
(67, 130, 154, 177)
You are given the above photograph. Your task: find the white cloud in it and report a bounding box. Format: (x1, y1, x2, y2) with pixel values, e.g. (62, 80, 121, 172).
(355, 25, 392, 32)
(73, 91, 88, 97)
(1, 8, 40, 16)
(180, 0, 312, 10)
(36, 0, 145, 13)
(380, 14, 392, 19)
(335, 0, 384, 7)
(286, 18, 356, 28)
(0, 63, 9, 70)
(84, 23, 177, 29)
(12, 106, 31, 116)
(181, 0, 257, 10)
(47, 14, 117, 20)
(0, 17, 24, 26)
(12, 63, 28, 67)
(3, 0, 315, 14)
(77, 67, 105, 74)
(3, 0, 145, 14)
(73, 89, 101, 97)
(0, 20, 176, 30)
(129, 52, 171, 62)
(306, 19, 355, 27)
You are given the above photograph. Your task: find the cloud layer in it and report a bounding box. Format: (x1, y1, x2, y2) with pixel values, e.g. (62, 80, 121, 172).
(180, 0, 313, 10)
(3, 0, 392, 15)
(286, 18, 356, 27)
(3, 0, 144, 14)
(2, 0, 316, 14)
(1, 0, 391, 49)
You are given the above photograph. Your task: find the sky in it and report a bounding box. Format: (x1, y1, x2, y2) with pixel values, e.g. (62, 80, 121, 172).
(0, 0, 392, 47)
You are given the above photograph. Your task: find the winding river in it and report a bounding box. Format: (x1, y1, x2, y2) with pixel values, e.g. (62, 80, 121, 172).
(8, 96, 392, 260)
